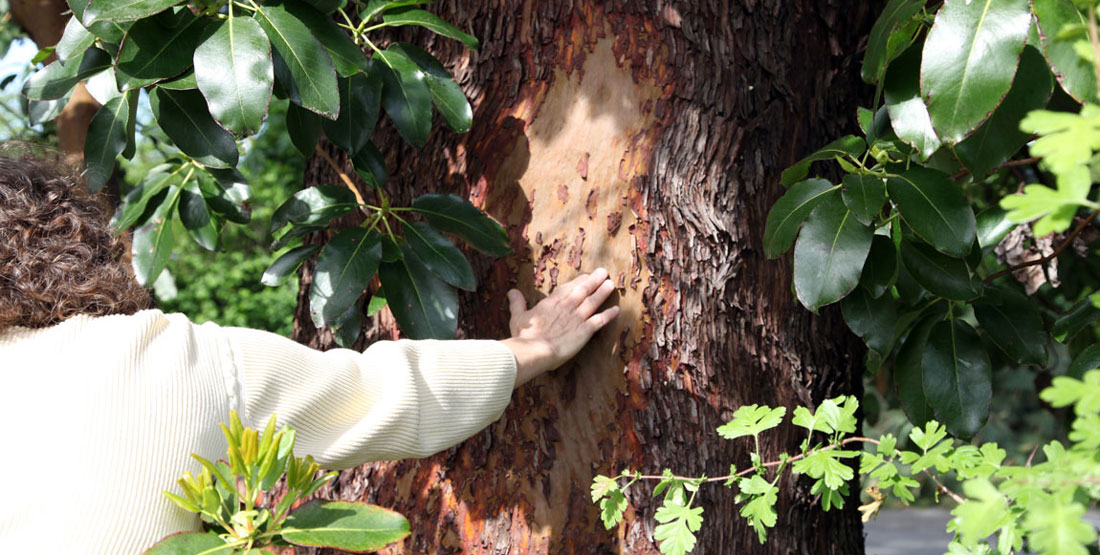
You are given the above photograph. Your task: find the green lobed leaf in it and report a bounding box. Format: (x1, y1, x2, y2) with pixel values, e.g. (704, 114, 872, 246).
(900, 240, 979, 301)
(762, 178, 838, 259)
(83, 0, 181, 25)
(841, 285, 897, 353)
(254, 2, 340, 119)
(841, 174, 886, 226)
(382, 7, 479, 50)
(884, 44, 942, 159)
(378, 242, 459, 339)
(401, 221, 476, 291)
(955, 46, 1054, 178)
(309, 228, 382, 328)
(860, 234, 899, 298)
(142, 531, 235, 554)
(270, 185, 358, 232)
(1040, 371, 1100, 414)
(322, 70, 383, 155)
(263, 245, 320, 287)
(949, 479, 1010, 548)
(920, 0, 1031, 144)
(792, 196, 873, 311)
(790, 449, 858, 490)
(737, 476, 778, 544)
(894, 312, 941, 426)
(922, 319, 992, 438)
(1033, 0, 1098, 103)
(55, 15, 95, 63)
(23, 47, 111, 100)
(653, 503, 704, 555)
(179, 180, 218, 251)
(132, 186, 180, 286)
(83, 92, 132, 193)
(149, 88, 239, 168)
(861, 0, 925, 83)
(779, 136, 865, 187)
(599, 490, 628, 529)
(116, 13, 206, 90)
(195, 16, 273, 136)
(886, 166, 977, 257)
(972, 288, 1047, 365)
(716, 405, 786, 440)
(279, 0, 369, 77)
(410, 194, 511, 256)
(389, 43, 473, 133)
(281, 501, 411, 551)
(1021, 496, 1097, 555)
(286, 102, 322, 156)
(376, 45, 432, 147)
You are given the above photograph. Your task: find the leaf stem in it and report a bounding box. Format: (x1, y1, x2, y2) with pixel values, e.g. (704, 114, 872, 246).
(983, 209, 1100, 284)
(313, 145, 370, 215)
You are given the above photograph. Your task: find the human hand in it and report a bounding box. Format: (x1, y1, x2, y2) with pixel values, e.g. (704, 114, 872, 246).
(501, 268, 620, 387)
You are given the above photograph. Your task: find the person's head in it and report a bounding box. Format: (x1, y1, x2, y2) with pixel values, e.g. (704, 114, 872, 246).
(0, 149, 150, 333)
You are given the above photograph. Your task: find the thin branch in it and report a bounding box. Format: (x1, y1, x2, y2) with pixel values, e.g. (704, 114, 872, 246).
(313, 145, 370, 215)
(983, 210, 1100, 284)
(950, 157, 1040, 180)
(922, 469, 966, 505)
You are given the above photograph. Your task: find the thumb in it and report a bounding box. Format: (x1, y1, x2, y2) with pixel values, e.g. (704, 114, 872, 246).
(507, 289, 526, 316)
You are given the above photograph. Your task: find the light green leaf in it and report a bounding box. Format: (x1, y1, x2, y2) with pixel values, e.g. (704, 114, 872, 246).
(1020, 104, 1100, 175)
(195, 16, 273, 136)
(1022, 497, 1096, 555)
(590, 474, 619, 502)
(367, 289, 388, 316)
(600, 490, 628, 529)
(654, 503, 704, 555)
(886, 166, 977, 257)
(716, 405, 786, 440)
(779, 136, 865, 186)
(281, 501, 410, 551)
(309, 228, 382, 328)
(254, 3, 340, 119)
(884, 45, 942, 159)
(791, 449, 858, 490)
(792, 196, 873, 311)
(1040, 371, 1100, 414)
(762, 178, 838, 258)
(949, 479, 1010, 547)
(382, 7, 478, 50)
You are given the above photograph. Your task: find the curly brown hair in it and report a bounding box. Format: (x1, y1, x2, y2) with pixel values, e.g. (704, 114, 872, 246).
(0, 151, 150, 332)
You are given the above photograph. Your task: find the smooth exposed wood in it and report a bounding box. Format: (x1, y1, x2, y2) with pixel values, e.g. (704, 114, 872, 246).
(294, 0, 874, 552)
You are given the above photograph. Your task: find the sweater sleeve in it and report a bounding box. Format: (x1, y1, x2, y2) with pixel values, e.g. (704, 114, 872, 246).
(219, 327, 517, 469)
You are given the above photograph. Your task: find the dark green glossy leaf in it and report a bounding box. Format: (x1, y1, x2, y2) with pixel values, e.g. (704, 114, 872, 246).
(360, 0, 433, 23)
(974, 288, 1047, 365)
(122, 90, 139, 159)
(402, 221, 475, 290)
(263, 244, 321, 287)
(282, 501, 410, 551)
(83, 0, 181, 25)
(976, 207, 1015, 249)
(271, 185, 358, 232)
(179, 180, 218, 251)
(158, 71, 197, 90)
(113, 171, 174, 230)
(956, 46, 1054, 178)
(411, 193, 511, 256)
(382, 7, 478, 49)
(763, 178, 837, 258)
(23, 47, 110, 100)
(302, 0, 343, 14)
(841, 285, 897, 353)
(66, 0, 130, 43)
(279, 0, 369, 77)
(381, 235, 402, 262)
(920, 0, 1031, 144)
(894, 253, 927, 303)
(323, 71, 382, 154)
(332, 300, 362, 348)
(310, 228, 382, 327)
(55, 16, 95, 63)
(199, 171, 251, 224)
(149, 88, 239, 168)
(83, 92, 132, 193)
(379, 242, 458, 339)
(922, 319, 992, 438)
(884, 45, 941, 159)
(1034, 0, 1097, 103)
(841, 174, 886, 225)
(1068, 344, 1100, 380)
(894, 312, 940, 426)
(143, 531, 235, 554)
(861, 0, 925, 83)
(377, 45, 431, 147)
(254, 2, 340, 119)
(287, 102, 322, 156)
(886, 166, 976, 257)
(116, 13, 206, 90)
(792, 196, 874, 311)
(352, 142, 387, 188)
(779, 136, 865, 187)
(389, 43, 472, 133)
(26, 93, 70, 125)
(861, 235, 899, 298)
(900, 241, 979, 301)
(195, 16, 273, 136)
(1052, 299, 1100, 342)
(132, 186, 179, 286)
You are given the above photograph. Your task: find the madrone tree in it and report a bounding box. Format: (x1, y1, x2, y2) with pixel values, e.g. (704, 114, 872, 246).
(18, 1, 876, 552)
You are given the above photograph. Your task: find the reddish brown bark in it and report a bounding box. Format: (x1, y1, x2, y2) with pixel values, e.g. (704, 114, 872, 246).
(294, 0, 874, 552)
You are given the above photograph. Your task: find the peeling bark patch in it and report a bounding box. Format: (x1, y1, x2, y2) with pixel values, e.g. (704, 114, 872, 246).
(576, 152, 589, 179)
(555, 184, 569, 203)
(585, 188, 598, 220)
(607, 209, 623, 233)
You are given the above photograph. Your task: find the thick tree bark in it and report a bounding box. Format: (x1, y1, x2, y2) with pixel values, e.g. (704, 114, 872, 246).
(294, 0, 875, 552)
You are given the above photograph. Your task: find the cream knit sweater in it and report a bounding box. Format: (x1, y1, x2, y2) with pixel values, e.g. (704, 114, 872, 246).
(0, 309, 517, 554)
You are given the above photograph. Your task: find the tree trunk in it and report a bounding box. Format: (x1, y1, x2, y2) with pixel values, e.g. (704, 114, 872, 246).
(294, 0, 875, 552)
